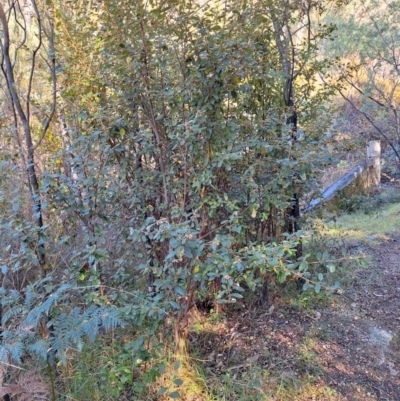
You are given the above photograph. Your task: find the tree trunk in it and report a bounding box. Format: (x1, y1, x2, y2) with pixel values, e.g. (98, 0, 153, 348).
(0, 3, 46, 271)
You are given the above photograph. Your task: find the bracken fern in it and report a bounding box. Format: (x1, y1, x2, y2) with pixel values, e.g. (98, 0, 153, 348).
(0, 282, 124, 366)
(0, 366, 50, 401)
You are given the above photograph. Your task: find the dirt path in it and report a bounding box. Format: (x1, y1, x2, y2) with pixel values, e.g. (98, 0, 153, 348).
(195, 235, 400, 400)
(321, 235, 400, 400)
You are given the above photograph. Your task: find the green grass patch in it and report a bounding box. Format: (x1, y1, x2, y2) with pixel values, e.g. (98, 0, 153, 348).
(326, 201, 400, 243)
(311, 185, 400, 244)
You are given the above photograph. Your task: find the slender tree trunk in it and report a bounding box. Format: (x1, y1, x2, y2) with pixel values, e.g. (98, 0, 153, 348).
(284, 83, 301, 255)
(271, 10, 302, 258)
(0, 3, 46, 271)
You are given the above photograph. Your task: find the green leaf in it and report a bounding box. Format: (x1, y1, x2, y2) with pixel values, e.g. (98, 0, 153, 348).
(183, 247, 193, 258)
(174, 361, 181, 371)
(170, 301, 180, 309)
(327, 263, 335, 273)
(174, 378, 183, 386)
(277, 270, 288, 284)
(175, 286, 185, 296)
(217, 299, 228, 304)
(169, 391, 180, 399)
(315, 283, 321, 293)
(158, 387, 168, 396)
(298, 260, 308, 271)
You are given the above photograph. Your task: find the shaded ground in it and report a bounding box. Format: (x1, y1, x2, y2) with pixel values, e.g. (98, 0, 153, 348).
(190, 234, 400, 400)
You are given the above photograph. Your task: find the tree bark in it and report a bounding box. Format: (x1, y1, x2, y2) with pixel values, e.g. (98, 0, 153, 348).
(0, 4, 46, 273)
(271, 8, 302, 258)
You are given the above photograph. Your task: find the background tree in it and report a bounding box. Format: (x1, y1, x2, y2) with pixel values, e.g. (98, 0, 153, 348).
(0, 0, 56, 272)
(324, 0, 400, 161)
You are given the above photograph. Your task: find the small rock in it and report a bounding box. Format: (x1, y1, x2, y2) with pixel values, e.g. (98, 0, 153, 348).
(369, 327, 393, 347)
(388, 362, 398, 376)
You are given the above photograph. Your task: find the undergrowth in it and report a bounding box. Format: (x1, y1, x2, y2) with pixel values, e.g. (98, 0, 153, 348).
(53, 185, 398, 401)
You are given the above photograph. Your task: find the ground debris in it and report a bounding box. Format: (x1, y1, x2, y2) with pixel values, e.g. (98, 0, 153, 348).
(189, 235, 400, 400)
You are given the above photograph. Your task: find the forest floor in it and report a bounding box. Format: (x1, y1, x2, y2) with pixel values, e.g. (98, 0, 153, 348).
(186, 185, 400, 401)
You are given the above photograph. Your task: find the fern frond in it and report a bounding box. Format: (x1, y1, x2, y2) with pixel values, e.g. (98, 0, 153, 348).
(0, 347, 10, 364)
(26, 340, 48, 361)
(0, 369, 50, 401)
(16, 369, 50, 400)
(23, 285, 40, 310)
(25, 284, 72, 326)
(2, 306, 26, 325)
(47, 305, 123, 364)
(0, 384, 25, 398)
(80, 306, 100, 342)
(3, 290, 22, 305)
(8, 342, 23, 364)
(100, 306, 124, 331)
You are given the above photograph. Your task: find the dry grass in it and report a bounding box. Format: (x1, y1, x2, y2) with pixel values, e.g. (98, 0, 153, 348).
(325, 197, 400, 244)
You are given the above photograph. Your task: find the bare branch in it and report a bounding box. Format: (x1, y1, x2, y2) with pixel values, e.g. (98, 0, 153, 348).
(26, 0, 43, 125)
(33, 2, 57, 150)
(0, 3, 29, 131)
(324, 71, 400, 160)
(343, 75, 388, 109)
(11, 1, 28, 67)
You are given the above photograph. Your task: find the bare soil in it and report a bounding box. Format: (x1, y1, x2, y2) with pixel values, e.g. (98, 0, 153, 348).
(191, 235, 400, 400)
